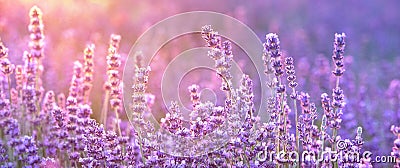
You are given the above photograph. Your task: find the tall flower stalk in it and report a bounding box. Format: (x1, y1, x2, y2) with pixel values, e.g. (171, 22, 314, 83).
(28, 6, 45, 112)
(131, 51, 151, 164)
(284, 57, 299, 155)
(82, 44, 95, 105)
(330, 33, 346, 152)
(263, 33, 290, 157)
(0, 42, 15, 105)
(101, 34, 123, 136)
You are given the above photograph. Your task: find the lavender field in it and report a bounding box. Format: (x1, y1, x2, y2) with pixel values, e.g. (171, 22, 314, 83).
(0, 0, 399, 167)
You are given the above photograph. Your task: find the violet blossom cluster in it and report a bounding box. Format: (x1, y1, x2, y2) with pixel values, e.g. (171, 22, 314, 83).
(0, 6, 398, 168)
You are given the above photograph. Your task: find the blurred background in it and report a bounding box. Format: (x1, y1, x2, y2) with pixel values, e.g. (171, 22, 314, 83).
(0, 0, 399, 159)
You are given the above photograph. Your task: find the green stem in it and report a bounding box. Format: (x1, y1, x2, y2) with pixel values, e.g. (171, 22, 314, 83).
(10, 145, 14, 162)
(332, 127, 338, 168)
(332, 128, 337, 151)
(83, 87, 92, 105)
(0, 130, 3, 144)
(64, 152, 70, 168)
(282, 106, 287, 151)
(21, 104, 25, 135)
(114, 107, 127, 166)
(278, 91, 285, 154)
(332, 76, 341, 168)
(242, 146, 250, 168)
(138, 135, 146, 164)
(292, 87, 300, 167)
(101, 91, 110, 125)
(318, 118, 325, 167)
(319, 134, 324, 166)
(276, 114, 280, 154)
(38, 126, 44, 157)
(7, 75, 12, 105)
(113, 107, 122, 136)
(336, 77, 340, 88)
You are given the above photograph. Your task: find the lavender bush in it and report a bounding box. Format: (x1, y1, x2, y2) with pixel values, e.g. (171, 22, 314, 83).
(0, 6, 398, 168)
